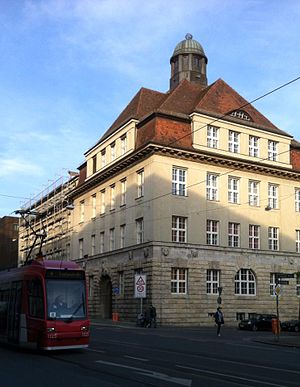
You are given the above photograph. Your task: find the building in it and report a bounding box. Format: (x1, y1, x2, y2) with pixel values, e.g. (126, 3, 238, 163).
(21, 35, 300, 325)
(0, 216, 19, 269)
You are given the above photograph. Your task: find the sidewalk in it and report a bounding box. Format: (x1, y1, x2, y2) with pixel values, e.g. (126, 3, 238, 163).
(254, 334, 300, 348)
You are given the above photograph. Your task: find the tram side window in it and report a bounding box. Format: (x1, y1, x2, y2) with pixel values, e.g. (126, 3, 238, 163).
(0, 284, 10, 334)
(27, 280, 44, 319)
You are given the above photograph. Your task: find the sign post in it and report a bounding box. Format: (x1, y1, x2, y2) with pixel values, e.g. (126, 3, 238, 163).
(134, 274, 147, 314)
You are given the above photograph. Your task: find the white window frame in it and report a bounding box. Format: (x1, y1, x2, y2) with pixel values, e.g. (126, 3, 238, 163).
(172, 216, 187, 243)
(249, 136, 259, 157)
(268, 140, 278, 161)
(121, 179, 127, 206)
(121, 134, 127, 155)
(268, 227, 279, 251)
(228, 177, 239, 204)
(249, 225, 260, 249)
(171, 268, 187, 294)
(268, 184, 278, 209)
(110, 142, 116, 161)
(136, 218, 144, 244)
(228, 130, 240, 153)
(270, 273, 277, 296)
(206, 269, 220, 294)
(92, 194, 96, 218)
(101, 149, 106, 168)
(172, 167, 187, 196)
(120, 224, 126, 248)
(248, 180, 259, 206)
(228, 222, 240, 247)
(207, 125, 218, 148)
(295, 189, 300, 212)
(206, 173, 218, 201)
(234, 269, 256, 295)
(206, 220, 219, 246)
(100, 231, 105, 253)
(109, 228, 115, 251)
(296, 230, 300, 253)
(137, 169, 144, 198)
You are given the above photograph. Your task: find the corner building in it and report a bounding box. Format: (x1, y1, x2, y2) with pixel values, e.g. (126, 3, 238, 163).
(70, 35, 300, 325)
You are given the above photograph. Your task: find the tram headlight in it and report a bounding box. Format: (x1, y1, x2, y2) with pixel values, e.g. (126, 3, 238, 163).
(81, 326, 89, 337)
(47, 327, 57, 339)
(47, 327, 56, 332)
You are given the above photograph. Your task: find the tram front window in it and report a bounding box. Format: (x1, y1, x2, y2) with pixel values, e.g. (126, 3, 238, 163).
(46, 279, 86, 320)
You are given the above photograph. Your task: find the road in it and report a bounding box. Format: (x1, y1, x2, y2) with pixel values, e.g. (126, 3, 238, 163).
(1, 323, 300, 386)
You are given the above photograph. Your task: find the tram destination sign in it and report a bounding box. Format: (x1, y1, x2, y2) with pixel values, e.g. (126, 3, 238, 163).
(46, 269, 85, 280)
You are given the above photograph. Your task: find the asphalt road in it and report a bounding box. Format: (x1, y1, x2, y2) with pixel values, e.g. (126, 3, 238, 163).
(1, 324, 300, 386)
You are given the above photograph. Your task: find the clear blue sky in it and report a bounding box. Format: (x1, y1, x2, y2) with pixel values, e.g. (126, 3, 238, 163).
(1, 0, 300, 217)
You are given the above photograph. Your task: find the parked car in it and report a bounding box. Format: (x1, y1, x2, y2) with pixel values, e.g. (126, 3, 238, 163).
(281, 320, 300, 332)
(238, 314, 277, 331)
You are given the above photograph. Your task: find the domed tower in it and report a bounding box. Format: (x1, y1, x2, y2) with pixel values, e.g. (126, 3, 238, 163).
(170, 33, 208, 90)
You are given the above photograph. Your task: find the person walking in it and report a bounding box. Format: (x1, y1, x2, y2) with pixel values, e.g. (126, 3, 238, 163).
(214, 307, 224, 336)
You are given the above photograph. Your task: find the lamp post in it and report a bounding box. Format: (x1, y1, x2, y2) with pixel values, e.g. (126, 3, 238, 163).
(217, 286, 223, 306)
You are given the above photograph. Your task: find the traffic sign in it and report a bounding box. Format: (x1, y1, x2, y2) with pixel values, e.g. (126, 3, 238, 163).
(274, 284, 281, 296)
(277, 280, 289, 285)
(276, 273, 294, 279)
(134, 274, 146, 298)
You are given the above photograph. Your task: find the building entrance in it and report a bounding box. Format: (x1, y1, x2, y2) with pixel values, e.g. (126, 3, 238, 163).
(99, 275, 112, 319)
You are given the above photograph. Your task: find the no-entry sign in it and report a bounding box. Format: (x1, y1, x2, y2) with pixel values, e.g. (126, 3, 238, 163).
(134, 274, 146, 298)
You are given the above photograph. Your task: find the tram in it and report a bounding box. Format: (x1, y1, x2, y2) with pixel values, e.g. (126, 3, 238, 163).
(0, 258, 90, 350)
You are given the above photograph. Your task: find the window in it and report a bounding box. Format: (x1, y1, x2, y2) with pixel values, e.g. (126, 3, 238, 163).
(120, 224, 126, 248)
(91, 235, 95, 256)
(228, 222, 240, 247)
(100, 189, 105, 214)
(88, 276, 93, 298)
(228, 177, 239, 204)
(268, 184, 278, 209)
(249, 136, 259, 157)
(270, 273, 277, 295)
(92, 194, 96, 218)
(80, 200, 85, 223)
(228, 130, 240, 153)
(236, 312, 246, 321)
(248, 180, 259, 206)
(297, 273, 300, 296)
(172, 167, 187, 196)
(101, 149, 106, 167)
(234, 269, 256, 295)
(249, 225, 260, 249)
(110, 142, 116, 161)
(100, 232, 105, 253)
(268, 140, 278, 161)
(172, 216, 187, 243)
(121, 179, 127, 206)
(109, 228, 115, 251)
(268, 227, 279, 250)
(121, 135, 127, 155)
(92, 155, 97, 174)
(206, 173, 218, 201)
(206, 270, 220, 294)
(171, 268, 187, 294)
(110, 185, 115, 210)
(230, 110, 251, 121)
(27, 279, 44, 318)
(118, 272, 124, 295)
(295, 189, 300, 212)
(136, 218, 144, 244)
(137, 169, 144, 198)
(206, 220, 219, 245)
(296, 230, 300, 253)
(207, 125, 218, 148)
(79, 238, 84, 259)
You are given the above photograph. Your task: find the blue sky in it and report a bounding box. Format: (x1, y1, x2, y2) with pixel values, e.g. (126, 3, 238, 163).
(1, 0, 300, 217)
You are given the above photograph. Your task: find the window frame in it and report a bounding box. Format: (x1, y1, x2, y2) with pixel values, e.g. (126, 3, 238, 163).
(206, 219, 219, 246)
(171, 268, 187, 294)
(207, 125, 219, 148)
(206, 173, 218, 201)
(228, 130, 240, 153)
(172, 216, 187, 243)
(234, 268, 256, 296)
(228, 222, 240, 247)
(206, 269, 220, 294)
(268, 226, 279, 250)
(172, 167, 187, 196)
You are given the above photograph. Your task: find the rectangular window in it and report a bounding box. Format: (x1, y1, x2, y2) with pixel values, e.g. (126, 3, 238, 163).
(171, 268, 187, 294)
(110, 184, 115, 210)
(101, 149, 106, 167)
(109, 228, 115, 251)
(172, 167, 187, 196)
(296, 230, 300, 253)
(121, 179, 127, 206)
(268, 184, 278, 209)
(80, 201, 85, 223)
(207, 125, 218, 148)
(270, 273, 277, 295)
(100, 232, 105, 253)
(206, 173, 218, 201)
(228, 222, 240, 247)
(268, 227, 279, 250)
(136, 218, 144, 244)
(249, 136, 259, 157)
(121, 135, 127, 155)
(295, 189, 300, 212)
(228, 177, 239, 204)
(92, 194, 96, 218)
(137, 169, 144, 198)
(248, 180, 259, 206)
(91, 234, 95, 256)
(110, 142, 116, 161)
(79, 238, 84, 259)
(92, 155, 97, 174)
(118, 271, 124, 295)
(268, 140, 278, 161)
(228, 130, 240, 153)
(172, 216, 187, 243)
(206, 270, 220, 294)
(100, 189, 105, 214)
(249, 225, 260, 249)
(206, 220, 219, 245)
(120, 224, 126, 248)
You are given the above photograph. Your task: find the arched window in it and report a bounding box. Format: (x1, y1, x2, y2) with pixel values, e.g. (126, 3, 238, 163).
(235, 269, 256, 295)
(230, 110, 252, 122)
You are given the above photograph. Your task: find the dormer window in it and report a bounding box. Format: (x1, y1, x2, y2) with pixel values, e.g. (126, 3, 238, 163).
(230, 110, 252, 122)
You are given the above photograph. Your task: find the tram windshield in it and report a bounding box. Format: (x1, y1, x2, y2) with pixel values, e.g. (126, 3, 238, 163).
(46, 273, 86, 320)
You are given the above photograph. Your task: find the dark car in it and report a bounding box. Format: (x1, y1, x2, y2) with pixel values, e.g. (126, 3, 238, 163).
(238, 314, 277, 331)
(281, 320, 300, 332)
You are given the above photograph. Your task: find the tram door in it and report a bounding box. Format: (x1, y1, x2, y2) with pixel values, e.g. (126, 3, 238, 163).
(7, 281, 22, 343)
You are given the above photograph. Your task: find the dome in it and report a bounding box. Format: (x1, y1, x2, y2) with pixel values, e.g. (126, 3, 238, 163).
(172, 33, 206, 57)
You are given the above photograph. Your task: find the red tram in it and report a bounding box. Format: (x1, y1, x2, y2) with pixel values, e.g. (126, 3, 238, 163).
(0, 258, 90, 350)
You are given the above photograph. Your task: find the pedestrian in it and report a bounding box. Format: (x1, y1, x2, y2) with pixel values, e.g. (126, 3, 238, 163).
(144, 307, 151, 327)
(214, 306, 224, 336)
(149, 305, 157, 328)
